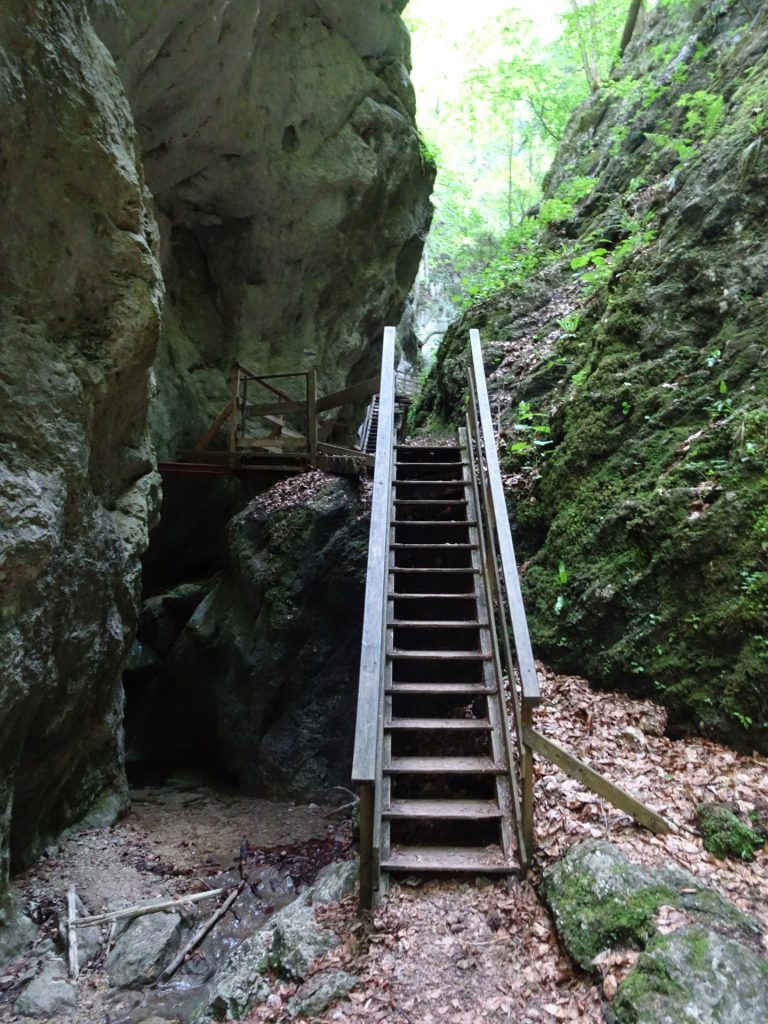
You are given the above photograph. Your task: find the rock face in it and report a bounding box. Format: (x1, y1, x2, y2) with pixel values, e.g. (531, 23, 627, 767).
(0, 0, 162, 887)
(543, 841, 768, 1024)
(90, 0, 435, 456)
(129, 473, 370, 793)
(423, 2, 768, 748)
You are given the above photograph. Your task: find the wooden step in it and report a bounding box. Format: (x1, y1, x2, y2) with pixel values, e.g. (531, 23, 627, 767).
(384, 800, 502, 820)
(395, 479, 470, 486)
(393, 540, 479, 548)
(391, 620, 486, 628)
(386, 717, 492, 731)
(393, 499, 469, 506)
(385, 755, 505, 774)
(389, 650, 490, 660)
(381, 845, 511, 873)
(391, 593, 479, 601)
(395, 461, 467, 468)
(393, 520, 477, 526)
(386, 682, 496, 695)
(390, 567, 479, 574)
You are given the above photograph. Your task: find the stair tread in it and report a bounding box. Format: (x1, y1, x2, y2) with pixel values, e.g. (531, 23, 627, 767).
(395, 480, 470, 486)
(390, 567, 479, 574)
(384, 799, 502, 820)
(393, 540, 479, 548)
(389, 649, 490, 660)
(390, 620, 486, 628)
(393, 499, 469, 505)
(392, 593, 478, 600)
(385, 755, 505, 774)
(386, 682, 495, 694)
(385, 717, 492, 731)
(393, 520, 477, 526)
(381, 845, 511, 873)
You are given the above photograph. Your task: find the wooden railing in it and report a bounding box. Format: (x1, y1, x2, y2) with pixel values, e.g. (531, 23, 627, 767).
(191, 364, 382, 468)
(466, 328, 541, 866)
(352, 326, 397, 909)
(466, 328, 669, 862)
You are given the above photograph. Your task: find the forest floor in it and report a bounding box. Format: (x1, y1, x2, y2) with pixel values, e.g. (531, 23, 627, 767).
(245, 665, 768, 1024)
(2, 666, 767, 1024)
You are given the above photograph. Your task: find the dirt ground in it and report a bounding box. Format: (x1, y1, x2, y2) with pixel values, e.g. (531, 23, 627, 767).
(2, 667, 767, 1024)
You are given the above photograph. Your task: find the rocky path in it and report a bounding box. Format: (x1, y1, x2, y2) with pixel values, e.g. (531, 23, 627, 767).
(2, 668, 767, 1024)
(244, 666, 768, 1024)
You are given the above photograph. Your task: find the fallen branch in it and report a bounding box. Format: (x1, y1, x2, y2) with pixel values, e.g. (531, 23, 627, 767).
(67, 888, 79, 981)
(160, 880, 246, 981)
(72, 887, 226, 929)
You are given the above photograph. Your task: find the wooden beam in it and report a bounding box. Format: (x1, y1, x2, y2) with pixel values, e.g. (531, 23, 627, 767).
(235, 436, 307, 451)
(352, 329, 396, 786)
(245, 400, 306, 417)
(316, 442, 374, 467)
(523, 726, 670, 835)
(192, 399, 236, 454)
(307, 368, 317, 465)
(469, 329, 540, 707)
(316, 376, 380, 413)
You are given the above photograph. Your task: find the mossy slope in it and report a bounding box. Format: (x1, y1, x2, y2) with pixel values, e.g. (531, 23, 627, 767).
(421, 1, 768, 750)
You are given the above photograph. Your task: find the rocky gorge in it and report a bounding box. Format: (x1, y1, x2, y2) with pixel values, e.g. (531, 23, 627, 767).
(1, 0, 432, 934)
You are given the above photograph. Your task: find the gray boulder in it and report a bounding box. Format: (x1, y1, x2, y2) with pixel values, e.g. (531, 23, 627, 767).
(612, 926, 768, 1024)
(199, 859, 358, 1021)
(543, 842, 767, 1024)
(14, 956, 76, 1018)
(106, 912, 182, 988)
(0, 0, 161, 891)
(90, 0, 434, 457)
(287, 970, 359, 1018)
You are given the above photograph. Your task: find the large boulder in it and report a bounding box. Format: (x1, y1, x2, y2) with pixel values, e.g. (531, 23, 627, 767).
(542, 841, 768, 1024)
(90, 0, 435, 456)
(0, 0, 162, 886)
(144, 473, 370, 794)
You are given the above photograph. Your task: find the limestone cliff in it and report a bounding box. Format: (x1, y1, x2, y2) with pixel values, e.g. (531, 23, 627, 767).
(0, 0, 162, 892)
(91, 0, 435, 456)
(422, 2, 768, 749)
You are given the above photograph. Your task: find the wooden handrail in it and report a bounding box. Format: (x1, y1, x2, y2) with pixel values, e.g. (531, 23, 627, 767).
(468, 329, 540, 708)
(352, 328, 396, 908)
(352, 327, 396, 783)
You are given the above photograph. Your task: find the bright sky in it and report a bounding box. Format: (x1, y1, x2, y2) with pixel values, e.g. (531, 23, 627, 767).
(404, 0, 570, 128)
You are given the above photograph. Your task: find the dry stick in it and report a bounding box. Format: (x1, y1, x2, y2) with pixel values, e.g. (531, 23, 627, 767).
(160, 881, 246, 982)
(72, 887, 226, 929)
(67, 888, 79, 981)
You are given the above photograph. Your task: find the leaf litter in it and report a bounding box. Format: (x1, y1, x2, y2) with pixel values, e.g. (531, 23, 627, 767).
(244, 663, 767, 1024)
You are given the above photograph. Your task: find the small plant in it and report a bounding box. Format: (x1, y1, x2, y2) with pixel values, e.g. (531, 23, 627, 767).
(678, 90, 725, 142)
(645, 130, 697, 162)
(712, 380, 733, 417)
(705, 348, 721, 368)
(554, 560, 568, 615)
(505, 400, 553, 468)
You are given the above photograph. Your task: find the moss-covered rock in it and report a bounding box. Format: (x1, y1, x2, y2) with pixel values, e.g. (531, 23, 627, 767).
(612, 926, 768, 1024)
(541, 840, 757, 971)
(696, 801, 763, 862)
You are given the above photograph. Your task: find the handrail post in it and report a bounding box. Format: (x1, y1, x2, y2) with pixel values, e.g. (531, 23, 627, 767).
(229, 365, 240, 453)
(352, 326, 397, 909)
(307, 368, 317, 466)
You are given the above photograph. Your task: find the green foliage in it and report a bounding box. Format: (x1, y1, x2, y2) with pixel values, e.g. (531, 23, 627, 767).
(677, 90, 725, 141)
(504, 399, 553, 468)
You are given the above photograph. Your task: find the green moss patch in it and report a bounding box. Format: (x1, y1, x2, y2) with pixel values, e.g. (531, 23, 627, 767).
(696, 801, 763, 861)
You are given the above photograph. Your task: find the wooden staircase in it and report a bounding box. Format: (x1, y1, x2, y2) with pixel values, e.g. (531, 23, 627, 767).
(378, 440, 516, 882)
(353, 327, 670, 908)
